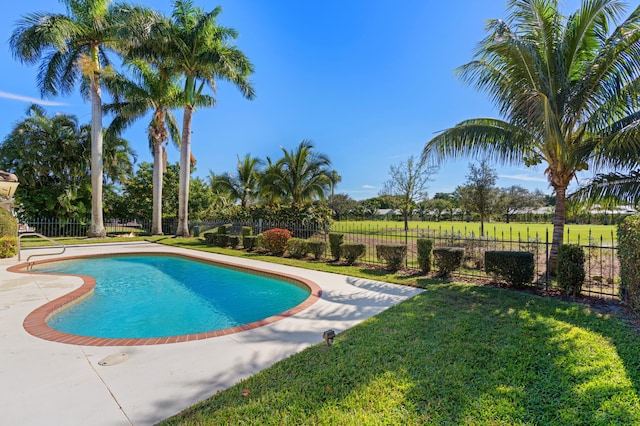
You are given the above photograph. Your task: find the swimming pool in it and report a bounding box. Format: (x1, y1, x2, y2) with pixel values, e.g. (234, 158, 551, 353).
(17, 253, 321, 345)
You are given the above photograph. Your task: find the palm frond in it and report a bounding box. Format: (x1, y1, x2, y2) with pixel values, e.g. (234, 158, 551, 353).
(570, 170, 640, 204)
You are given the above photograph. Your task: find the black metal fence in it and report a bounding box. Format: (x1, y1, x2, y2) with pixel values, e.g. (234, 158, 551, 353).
(21, 218, 620, 299)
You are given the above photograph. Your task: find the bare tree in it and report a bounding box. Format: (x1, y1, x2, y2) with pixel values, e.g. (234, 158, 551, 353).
(380, 155, 437, 231)
(457, 159, 498, 236)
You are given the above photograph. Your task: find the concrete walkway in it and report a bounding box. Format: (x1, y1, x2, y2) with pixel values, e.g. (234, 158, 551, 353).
(0, 242, 422, 425)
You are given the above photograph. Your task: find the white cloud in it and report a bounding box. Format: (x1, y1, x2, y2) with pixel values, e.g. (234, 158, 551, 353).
(362, 184, 377, 189)
(500, 174, 547, 183)
(0, 91, 68, 107)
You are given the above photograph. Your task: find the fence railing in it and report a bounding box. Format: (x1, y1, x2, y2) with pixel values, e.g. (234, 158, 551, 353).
(21, 218, 620, 299)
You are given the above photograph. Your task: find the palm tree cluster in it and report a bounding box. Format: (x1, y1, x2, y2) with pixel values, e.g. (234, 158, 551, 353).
(210, 140, 336, 210)
(10, 0, 254, 237)
(422, 0, 640, 273)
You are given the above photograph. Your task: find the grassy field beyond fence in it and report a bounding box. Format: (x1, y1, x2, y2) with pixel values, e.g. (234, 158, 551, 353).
(331, 220, 617, 245)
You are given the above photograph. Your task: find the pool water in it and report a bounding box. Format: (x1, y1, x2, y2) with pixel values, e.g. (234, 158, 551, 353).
(35, 255, 310, 339)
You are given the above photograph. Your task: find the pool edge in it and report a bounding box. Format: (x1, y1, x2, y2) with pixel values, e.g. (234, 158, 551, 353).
(9, 251, 323, 346)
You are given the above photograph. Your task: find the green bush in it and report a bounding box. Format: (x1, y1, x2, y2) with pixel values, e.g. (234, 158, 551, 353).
(376, 244, 407, 271)
(228, 235, 240, 249)
(203, 232, 215, 246)
(0, 236, 17, 258)
(433, 247, 464, 277)
(255, 233, 265, 250)
(243, 235, 257, 250)
(417, 239, 433, 274)
(0, 208, 17, 237)
(341, 243, 366, 265)
(557, 244, 586, 296)
(216, 224, 231, 235)
(307, 239, 327, 260)
(241, 226, 252, 237)
(329, 233, 344, 260)
(286, 238, 309, 259)
(263, 228, 293, 256)
(485, 251, 534, 287)
(619, 214, 640, 312)
(214, 234, 230, 247)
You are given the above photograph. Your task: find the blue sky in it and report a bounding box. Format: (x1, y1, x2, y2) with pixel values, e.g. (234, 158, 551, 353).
(1, 0, 586, 200)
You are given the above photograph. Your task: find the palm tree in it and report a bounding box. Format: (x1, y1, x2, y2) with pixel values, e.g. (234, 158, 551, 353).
(134, 1, 255, 236)
(10, 0, 156, 237)
(571, 171, 640, 206)
(422, 0, 640, 273)
(328, 169, 342, 213)
(0, 104, 135, 219)
(104, 60, 213, 234)
(210, 154, 263, 208)
(269, 140, 332, 206)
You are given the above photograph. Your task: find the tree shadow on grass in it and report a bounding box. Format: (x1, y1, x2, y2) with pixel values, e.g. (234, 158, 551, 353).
(161, 284, 640, 425)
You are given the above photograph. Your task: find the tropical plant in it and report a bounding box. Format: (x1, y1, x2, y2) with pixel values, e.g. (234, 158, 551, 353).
(0, 105, 134, 220)
(104, 60, 185, 234)
(266, 140, 332, 206)
(133, 1, 255, 237)
(571, 171, 640, 206)
(9, 0, 156, 237)
(210, 154, 263, 208)
(422, 0, 640, 273)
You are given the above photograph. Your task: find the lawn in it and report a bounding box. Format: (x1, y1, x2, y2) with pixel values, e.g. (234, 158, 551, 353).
(161, 281, 640, 425)
(155, 238, 640, 425)
(332, 220, 617, 244)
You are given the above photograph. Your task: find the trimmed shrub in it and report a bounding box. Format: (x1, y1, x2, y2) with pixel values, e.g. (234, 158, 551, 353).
(307, 239, 327, 260)
(341, 243, 366, 265)
(376, 244, 407, 271)
(287, 238, 309, 259)
(243, 235, 257, 250)
(417, 239, 433, 274)
(433, 247, 464, 277)
(557, 244, 586, 296)
(241, 226, 253, 237)
(329, 232, 344, 260)
(203, 232, 216, 246)
(619, 214, 640, 312)
(263, 228, 293, 256)
(0, 208, 17, 237)
(228, 235, 240, 249)
(214, 234, 230, 247)
(329, 233, 344, 260)
(216, 224, 231, 235)
(255, 233, 265, 250)
(485, 251, 534, 287)
(0, 236, 17, 258)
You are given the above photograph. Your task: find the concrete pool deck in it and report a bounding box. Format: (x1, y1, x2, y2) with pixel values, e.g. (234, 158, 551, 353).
(0, 242, 423, 425)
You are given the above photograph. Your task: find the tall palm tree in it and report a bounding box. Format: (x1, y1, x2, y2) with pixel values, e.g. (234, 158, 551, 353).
(104, 60, 213, 234)
(422, 0, 640, 273)
(210, 154, 262, 208)
(269, 140, 332, 206)
(134, 1, 255, 237)
(9, 0, 156, 237)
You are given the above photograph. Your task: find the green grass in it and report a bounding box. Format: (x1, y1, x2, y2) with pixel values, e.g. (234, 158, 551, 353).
(153, 238, 640, 425)
(161, 282, 640, 425)
(332, 220, 617, 244)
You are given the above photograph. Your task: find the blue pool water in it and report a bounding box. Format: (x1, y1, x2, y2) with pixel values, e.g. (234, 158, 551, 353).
(35, 255, 310, 338)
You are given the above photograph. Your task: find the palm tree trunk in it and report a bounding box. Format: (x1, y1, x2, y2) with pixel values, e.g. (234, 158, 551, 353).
(87, 77, 106, 238)
(151, 143, 164, 235)
(548, 184, 567, 275)
(176, 105, 193, 237)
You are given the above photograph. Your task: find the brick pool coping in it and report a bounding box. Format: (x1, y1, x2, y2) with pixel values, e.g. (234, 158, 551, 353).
(8, 251, 322, 346)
